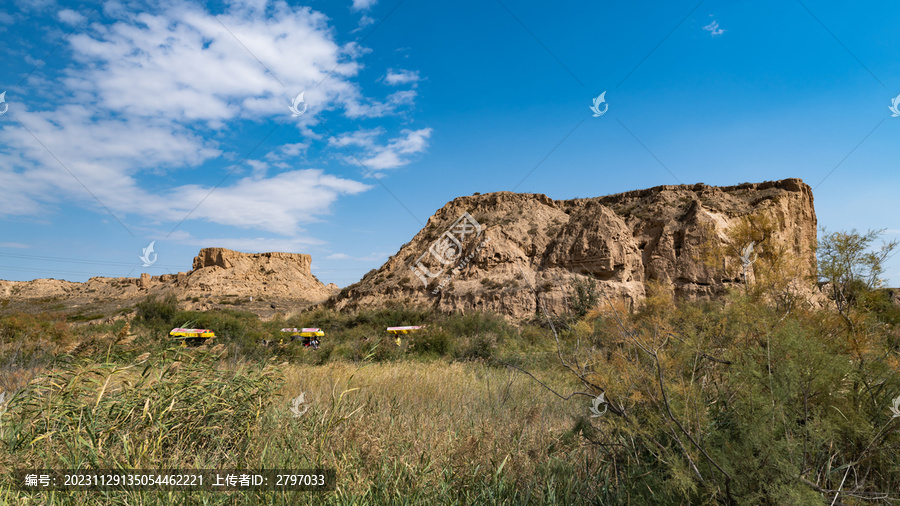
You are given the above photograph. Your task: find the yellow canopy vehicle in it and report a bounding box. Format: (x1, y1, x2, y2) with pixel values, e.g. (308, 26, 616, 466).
(386, 326, 424, 346)
(169, 328, 215, 347)
(386, 326, 424, 335)
(281, 328, 323, 348)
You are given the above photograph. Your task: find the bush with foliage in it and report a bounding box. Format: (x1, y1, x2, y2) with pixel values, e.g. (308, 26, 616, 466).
(135, 293, 179, 329)
(523, 232, 900, 504)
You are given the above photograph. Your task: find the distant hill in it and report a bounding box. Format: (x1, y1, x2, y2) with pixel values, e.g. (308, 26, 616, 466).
(0, 248, 339, 319)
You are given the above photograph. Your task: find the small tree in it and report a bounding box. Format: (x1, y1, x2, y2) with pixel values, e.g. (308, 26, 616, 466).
(817, 228, 898, 313)
(570, 277, 599, 319)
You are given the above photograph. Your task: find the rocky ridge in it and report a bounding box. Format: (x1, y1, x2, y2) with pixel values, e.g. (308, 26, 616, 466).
(328, 178, 818, 319)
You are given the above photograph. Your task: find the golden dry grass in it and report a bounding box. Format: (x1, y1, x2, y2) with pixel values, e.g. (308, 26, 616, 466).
(266, 360, 590, 498)
(2, 353, 601, 504)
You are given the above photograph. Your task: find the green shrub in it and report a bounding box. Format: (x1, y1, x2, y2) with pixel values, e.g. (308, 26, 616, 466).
(569, 278, 598, 318)
(0, 313, 73, 384)
(135, 293, 179, 327)
(457, 332, 497, 361)
(410, 328, 455, 357)
(859, 288, 900, 325)
(542, 289, 900, 504)
(65, 312, 105, 322)
(441, 311, 512, 338)
(519, 325, 547, 346)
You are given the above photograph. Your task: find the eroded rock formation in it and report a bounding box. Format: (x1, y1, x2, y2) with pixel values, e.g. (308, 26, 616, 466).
(328, 178, 817, 319)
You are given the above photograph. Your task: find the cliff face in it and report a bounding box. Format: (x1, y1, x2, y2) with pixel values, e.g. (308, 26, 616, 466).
(329, 178, 817, 319)
(182, 248, 327, 299)
(0, 247, 336, 304)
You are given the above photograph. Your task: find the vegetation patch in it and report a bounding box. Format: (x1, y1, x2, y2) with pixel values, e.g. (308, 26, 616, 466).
(0, 228, 897, 504)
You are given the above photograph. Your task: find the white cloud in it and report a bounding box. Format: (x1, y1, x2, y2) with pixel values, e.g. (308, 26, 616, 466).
(342, 90, 417, 118)
(352, 0, 378, 11)
(0, 103, 221, 217)
(330, 127, 433, 172)
(162, 169, 370, 235)
(0, 242, 31, 249)
(0, 0, 425, 238)
(247, 159, 269, 179)
(16, 0, 54, 12)
(62, 2, 360, 124)
(703, 20, 724, 36)
(265, 142, 309, 161)
(329, 128, 384, 148)
(384, 69, 420, 86)
(356, 15, 375, 30)
(57, 9, 85, 25)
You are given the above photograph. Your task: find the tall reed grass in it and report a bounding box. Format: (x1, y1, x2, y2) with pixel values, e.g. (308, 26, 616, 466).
(1, 345, 602, 504)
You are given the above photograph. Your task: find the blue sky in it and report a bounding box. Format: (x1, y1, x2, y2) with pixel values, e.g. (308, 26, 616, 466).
(0, 0, 898, 288)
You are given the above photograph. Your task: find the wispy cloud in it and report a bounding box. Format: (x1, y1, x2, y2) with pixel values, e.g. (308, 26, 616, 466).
(384, 69, 420, 86)
(356, 15, 375, 30)
(162, 169, 370, 235)
(57, 9, 85, 25)
(330, 127, 433, 172)
(352, 0, 378, 12)
(16, 0, 53, 13)
(342, 90, 418, 118)
(265, 143, 310, 161)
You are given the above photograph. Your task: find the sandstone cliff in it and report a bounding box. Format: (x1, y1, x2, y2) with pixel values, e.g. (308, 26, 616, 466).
(182, 248, 332, 300)
(328, 178, 817, 319)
